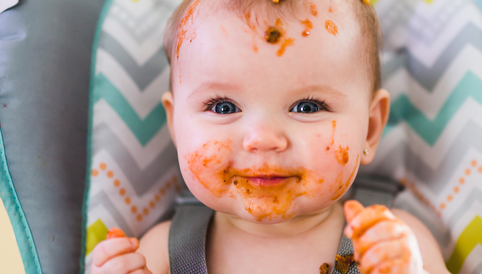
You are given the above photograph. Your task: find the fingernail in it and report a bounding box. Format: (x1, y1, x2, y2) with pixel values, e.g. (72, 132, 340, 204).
(130, 238, 138, 248)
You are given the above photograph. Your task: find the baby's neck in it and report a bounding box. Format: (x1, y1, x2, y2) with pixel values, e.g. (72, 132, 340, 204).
(216, 203, 341, 239)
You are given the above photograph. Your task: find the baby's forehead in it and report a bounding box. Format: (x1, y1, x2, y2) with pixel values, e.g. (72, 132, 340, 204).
(167, 0, 375, 95)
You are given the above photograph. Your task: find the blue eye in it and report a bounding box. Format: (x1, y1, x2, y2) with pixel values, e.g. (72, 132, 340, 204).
(291, 101, 321, 113)
(212, 101, 240, 114)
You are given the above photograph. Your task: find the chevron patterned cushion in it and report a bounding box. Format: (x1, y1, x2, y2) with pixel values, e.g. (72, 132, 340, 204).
(358, 0, 482, 273)
(82, 0, 183, 272)
(82, 0, 482, 273)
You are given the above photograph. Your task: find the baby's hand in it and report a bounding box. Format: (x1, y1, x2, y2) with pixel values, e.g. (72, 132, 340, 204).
(343, 200, 427, 274)
(91, 228, 151, 274)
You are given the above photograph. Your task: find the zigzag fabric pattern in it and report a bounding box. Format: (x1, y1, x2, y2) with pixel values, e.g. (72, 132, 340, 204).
(361, 0, 482, 273)
(83, 0, 182, 273)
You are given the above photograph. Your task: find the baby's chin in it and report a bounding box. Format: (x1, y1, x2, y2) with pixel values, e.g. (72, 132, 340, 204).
(195, 189, 335, 224)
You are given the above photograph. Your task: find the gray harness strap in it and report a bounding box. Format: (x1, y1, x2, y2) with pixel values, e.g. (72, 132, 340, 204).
(332, 235, 361, 274)
(169, 204, 214, 274)
(168, 176, 401, 273)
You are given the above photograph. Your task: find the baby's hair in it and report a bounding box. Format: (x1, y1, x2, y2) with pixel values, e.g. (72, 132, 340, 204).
(163, 0, 382, 94)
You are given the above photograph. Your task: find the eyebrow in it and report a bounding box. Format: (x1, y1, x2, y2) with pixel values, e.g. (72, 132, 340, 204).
(188, 81, 240, 99)
(291, 85, 347, 99)
(187, 82, 346, 99)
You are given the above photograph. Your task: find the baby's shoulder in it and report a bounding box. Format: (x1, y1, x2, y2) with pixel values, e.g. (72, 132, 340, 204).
(391, 208, 449, 273)
(390, 209, 430, 236)
(138, 220, 172, 274)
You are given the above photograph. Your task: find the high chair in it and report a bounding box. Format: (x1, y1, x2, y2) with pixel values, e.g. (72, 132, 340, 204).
(0, 0, 480, 273)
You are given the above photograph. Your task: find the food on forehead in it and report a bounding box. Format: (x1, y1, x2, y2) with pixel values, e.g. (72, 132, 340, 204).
(265, 26, 282, 43)
(106, 228, 126, 239)
(175, 0, 201, 83)
(319, 263, 329, 274)
(276, 38, 295, 57)
(301, 19, 313, 37)
(176, 0, 200, 61)
(362, 0, 371, 4)
(335, 254, 355, 274)
(325, 20, 338, 36)
(309, 3, 318, 16)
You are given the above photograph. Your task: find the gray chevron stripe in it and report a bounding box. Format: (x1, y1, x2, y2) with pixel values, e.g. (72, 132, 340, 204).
(90, 191, 134, 236)
(378, 0, 475, 46)
(447, 189, 482, 233)
(382, 24, 482, 91)
(366, 121, 482, 195)
(381, 48, 407, 84)
(471, 262, 482, 274)
(408, 2, 470, 45)
(93, 123, 179, 196)
(108, 2, 176, 43)
(98, 31, 169, 90)
(377, 1, 414, 39)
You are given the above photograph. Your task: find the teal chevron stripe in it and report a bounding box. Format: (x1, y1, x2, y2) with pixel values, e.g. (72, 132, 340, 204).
(388, 72, 482, 146)
(93, 73, 166, 146)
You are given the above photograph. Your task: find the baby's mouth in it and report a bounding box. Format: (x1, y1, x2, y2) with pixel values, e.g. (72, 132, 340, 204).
(241, 176, 293, 187)
(233, 169, 303, 187)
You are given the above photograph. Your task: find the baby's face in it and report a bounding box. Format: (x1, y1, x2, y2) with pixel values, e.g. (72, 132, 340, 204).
(167, 4, 376, 223)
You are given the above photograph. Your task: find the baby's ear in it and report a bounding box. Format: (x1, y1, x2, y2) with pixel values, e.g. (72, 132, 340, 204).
(361, 89, 390, 165)
(162, 91, 176, 147)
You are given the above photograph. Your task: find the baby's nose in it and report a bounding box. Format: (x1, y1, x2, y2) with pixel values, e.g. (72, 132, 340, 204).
(243, 126, 289, 153)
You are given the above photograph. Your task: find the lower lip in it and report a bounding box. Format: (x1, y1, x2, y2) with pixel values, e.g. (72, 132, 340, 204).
(246, 177, 290, 186)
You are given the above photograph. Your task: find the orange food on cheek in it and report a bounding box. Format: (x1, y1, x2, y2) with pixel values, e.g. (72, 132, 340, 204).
(331, 120, 336, 146)
(335, 145, 349, 166)
(330, 155, 359, 200)
(185, 141, 326, 222)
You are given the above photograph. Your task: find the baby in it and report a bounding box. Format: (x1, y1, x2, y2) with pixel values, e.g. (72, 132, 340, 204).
(90, 0, 451, 273)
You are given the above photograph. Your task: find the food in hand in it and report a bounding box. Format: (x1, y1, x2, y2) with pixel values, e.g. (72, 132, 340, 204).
(106, 227, 126, 239)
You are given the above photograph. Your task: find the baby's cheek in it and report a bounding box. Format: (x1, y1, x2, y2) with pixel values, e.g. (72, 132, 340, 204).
(304, 124, 361, 201)
(184, 140, 233, 197)
(329, 154, 359, 200)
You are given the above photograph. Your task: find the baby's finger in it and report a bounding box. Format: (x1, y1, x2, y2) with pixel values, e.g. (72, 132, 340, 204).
(344, 204, 396, 240)
(353, 220, 409, 259)
(92, 237, 139, 267)
(358, 238, 409, 273)
(99, 252, 146, 273)
(344, 200, 365, 223)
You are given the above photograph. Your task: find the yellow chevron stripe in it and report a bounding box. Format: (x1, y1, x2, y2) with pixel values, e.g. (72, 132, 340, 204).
(86, 219, 109, 256)
(446, 215, 482, 274)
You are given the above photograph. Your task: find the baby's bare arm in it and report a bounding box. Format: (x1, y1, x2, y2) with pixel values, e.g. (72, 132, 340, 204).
(137, 221, 172, 274)
(391, 209, 449, 274)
